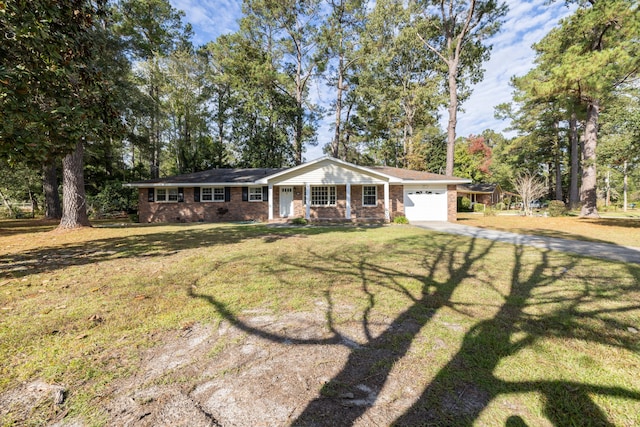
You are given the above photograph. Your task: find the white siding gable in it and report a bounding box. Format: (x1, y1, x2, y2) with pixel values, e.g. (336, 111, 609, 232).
(270, 161, 387, 185)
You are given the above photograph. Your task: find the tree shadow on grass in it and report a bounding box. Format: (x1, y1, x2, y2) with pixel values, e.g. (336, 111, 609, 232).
(189, 230, 640, 426)
(190, 232, 494, 424)
(584, 217, 640, 229)
(287, 235, 496, 426)
(0, 219, 60, 237)
(393, 247, 640, 426)
(0, 223, 368, 280)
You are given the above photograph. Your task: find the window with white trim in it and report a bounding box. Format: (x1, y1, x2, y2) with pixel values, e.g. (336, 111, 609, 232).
(362, 185, 377, 206)
(305, 186, 336, 206)
(156, 188, 178, 202)
(202, 187, 225, 202)
(249, 187, 263, 202)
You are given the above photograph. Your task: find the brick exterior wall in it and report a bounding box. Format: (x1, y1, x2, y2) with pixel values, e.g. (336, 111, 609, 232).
(138, 187, 269, 223)
(390, 185, 404, 220)
(137, 183, 448, 223)
(447, 184, 457, 222)
(349, 185, 384, 219)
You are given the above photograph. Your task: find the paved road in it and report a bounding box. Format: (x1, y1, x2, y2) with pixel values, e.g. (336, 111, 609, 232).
(412, 221, 640, 264)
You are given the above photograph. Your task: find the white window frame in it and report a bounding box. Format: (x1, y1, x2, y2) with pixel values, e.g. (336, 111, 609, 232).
(201, 187, 225, 202)
(362, 185, 377, 206)
(248, 187, 263, 202)
(156, 187, 178, 203)
(305, 185, 336, 206)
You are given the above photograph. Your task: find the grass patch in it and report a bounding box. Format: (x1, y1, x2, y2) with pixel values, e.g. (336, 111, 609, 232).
(1, 219, 639, 425)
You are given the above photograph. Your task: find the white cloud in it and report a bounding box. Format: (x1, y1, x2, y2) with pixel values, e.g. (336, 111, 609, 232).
(453, 0, 576, 138)
(170, 0, 241, 45)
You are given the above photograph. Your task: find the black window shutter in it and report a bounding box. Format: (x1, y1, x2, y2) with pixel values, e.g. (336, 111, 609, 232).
(178, 187, 184, 202)
(225, 187, 231, 202)
(193, 187, 200, 202)
(148, 188, 154, 202)
(262, 186, 269, 201)
(242, 187, 248, 201)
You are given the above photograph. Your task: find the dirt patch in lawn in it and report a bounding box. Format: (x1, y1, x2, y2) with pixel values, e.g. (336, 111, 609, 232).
(102, 310, 428, 427)
(103, 310, 351, 427)
(2, 303, 463, 426)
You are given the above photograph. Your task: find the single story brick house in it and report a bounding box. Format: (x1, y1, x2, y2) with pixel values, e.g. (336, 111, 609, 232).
(457, 183, 504, 206)
(125, 157, 470, 223)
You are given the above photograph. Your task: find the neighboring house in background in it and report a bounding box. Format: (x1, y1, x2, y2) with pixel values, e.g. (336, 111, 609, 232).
(125, 157, 470, 223)
(457, 183, 504, 206)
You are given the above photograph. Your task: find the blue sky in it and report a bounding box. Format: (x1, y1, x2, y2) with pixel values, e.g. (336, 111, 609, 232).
(170, 0, 575, 160)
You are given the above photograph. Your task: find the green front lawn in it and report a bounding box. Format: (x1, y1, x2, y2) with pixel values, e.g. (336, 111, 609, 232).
(1, 220, 639, 425)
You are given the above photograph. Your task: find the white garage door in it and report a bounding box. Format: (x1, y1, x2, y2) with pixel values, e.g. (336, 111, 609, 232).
(404, 186, 448, 221)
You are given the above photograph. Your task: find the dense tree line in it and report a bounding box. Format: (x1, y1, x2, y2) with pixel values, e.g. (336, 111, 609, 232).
(1, 0, 637, 227)
(494, 0, 639, 215)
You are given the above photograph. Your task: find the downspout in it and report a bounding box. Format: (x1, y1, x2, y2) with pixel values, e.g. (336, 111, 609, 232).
(384, 182, 390, 222)
(305, 183, 311, 220)
(268, 184, 273, 221)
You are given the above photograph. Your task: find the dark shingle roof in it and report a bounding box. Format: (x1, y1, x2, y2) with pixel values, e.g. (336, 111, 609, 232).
(369, 166, 465, 181)
(127, 161, 469, 186)
(457, 183, 498, 193)
(128, 168, 286, 185)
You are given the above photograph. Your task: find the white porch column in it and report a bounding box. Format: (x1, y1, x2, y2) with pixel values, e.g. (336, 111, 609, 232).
(384, 182, 390, 221)
(268, 184, 274, 221)
(305, 182, 311, 219)
(345, 183, 351, 219)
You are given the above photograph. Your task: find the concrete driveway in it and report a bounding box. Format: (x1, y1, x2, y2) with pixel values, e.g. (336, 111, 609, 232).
(412, 221, 640, 264)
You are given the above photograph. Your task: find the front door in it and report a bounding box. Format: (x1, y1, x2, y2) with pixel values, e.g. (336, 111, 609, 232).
(279, 187, 294, 217)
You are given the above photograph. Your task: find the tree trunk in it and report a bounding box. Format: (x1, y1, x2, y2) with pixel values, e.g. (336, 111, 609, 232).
(342, 102, 353, 161)
(104, 136, 113, 178)
(43, 159, 62, 219)
(295, 102, 304, 165)
(150, 79, 161, 179)
(605, 169, 610, 207)
(331, 49, 344, 159)
(294, 53, 304, 165)
(554, 152, 563, 201)
(0, 188, 13, 217)
(623, 160, 628, 212)
(554, 121, 563, 201)
(28, 189, 36, 218)
(59, 140, 91, 229)
(445, 62, 458, 177)
(579, 100, 599, 218)
(569, 110, 580, 209)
